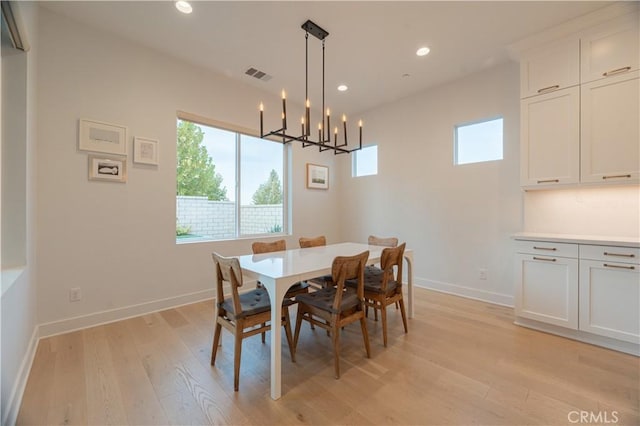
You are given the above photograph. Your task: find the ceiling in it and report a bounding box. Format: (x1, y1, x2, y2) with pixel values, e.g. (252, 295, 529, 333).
(41, 1, 610, 115)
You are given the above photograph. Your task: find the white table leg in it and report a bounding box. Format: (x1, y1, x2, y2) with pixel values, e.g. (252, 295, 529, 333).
(405, 253, 414, 318)
(261, 277, 288, 400)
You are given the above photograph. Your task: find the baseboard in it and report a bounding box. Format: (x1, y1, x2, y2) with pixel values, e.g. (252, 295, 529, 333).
(515, 317, 640, 356)
(39, 288, 215, 338)
(415, 278, 514, 307)
(2, 325, 39, 426)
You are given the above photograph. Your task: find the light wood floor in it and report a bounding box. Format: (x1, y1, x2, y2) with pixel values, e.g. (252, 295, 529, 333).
(17, 289, 639, 425)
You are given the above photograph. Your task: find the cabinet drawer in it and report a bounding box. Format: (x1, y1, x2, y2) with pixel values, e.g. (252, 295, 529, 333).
(580, 245, 640, 265)
(515, 240, 578, 258)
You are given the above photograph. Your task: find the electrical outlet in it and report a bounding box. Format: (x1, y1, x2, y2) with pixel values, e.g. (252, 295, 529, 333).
(479, 268, 487, 280)
(69, 287, 81, 302)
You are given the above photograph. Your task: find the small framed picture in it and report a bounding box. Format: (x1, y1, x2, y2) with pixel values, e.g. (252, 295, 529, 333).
(306, 163, 329, 190)
(88, 155, 127, 183)
(79, 118, 128, 156)
(133, 136, 159, 165)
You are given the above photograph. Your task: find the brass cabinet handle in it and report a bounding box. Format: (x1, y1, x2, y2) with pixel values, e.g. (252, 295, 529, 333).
(533, 256, 556, 262)
(603, 66, 631, 77)
(604, 263, 635, 270)
(537, 179, 560, 183)
(603, 252, 635, 258)
(533, 246, 557, 251)
(537, 85, 560, 94)
(602, 174, 631, 180)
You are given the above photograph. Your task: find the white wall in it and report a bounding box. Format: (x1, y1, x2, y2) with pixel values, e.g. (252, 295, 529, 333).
(35, 8, 344, 333)
(338, 62, 523, 305)
(1, 2, 39, 425)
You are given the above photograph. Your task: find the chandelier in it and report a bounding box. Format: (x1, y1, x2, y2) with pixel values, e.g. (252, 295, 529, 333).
(259, 20, 363, 154)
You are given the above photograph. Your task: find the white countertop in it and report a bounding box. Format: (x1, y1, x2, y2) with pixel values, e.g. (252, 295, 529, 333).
(512, 232, 640, 248)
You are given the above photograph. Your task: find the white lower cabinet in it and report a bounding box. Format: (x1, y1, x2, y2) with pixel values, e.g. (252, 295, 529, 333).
(515, 238, 640, 353)
(515, 245, 578, 329)
(578, 245, 640, 344)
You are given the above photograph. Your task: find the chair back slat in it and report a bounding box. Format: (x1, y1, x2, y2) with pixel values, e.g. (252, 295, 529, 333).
(331, 250, 369, 308)
(252, 239, 286, 254)
(368, 235, 398, 247)
(299, 236, 326, 248)
(380, 243, 406, 291)
(212, 252, 244, 315)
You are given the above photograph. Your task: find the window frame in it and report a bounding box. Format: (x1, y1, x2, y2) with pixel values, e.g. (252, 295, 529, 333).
(176, 111, 289, 242)
(453, 116, 504, 166)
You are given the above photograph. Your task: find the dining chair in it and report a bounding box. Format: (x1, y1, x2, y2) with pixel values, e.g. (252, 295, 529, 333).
(299, 236, 332, 288)
(347, 243, 407, 347)
(252, 240, 312, 331)
(293, 250, 371, 379)
(210, 252, 295, 391)
(367, 235, 400, 318)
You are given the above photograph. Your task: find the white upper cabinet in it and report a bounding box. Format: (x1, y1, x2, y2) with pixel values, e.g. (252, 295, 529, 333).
(581, 70, 640, 184)
(581, 15, 639, 84)
(520, 38, 580, 99)
(520, 87, 580, 187)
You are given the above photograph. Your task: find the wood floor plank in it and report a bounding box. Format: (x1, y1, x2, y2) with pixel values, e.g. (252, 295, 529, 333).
(17, 288, 640, 425)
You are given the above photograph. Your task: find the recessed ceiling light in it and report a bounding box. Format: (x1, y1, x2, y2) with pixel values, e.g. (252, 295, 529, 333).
(416, 46, 430, 57)
(175, 1, 192, 14)
(337, 84, 348, 92)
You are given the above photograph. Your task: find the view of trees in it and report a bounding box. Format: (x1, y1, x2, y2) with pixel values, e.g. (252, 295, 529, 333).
(252, 169, 283, 205)
(176, 120, 228, 200)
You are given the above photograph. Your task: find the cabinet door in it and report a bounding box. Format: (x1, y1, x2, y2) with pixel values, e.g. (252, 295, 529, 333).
(515, 254, 578, 329)
(581, 15, 639, 84)
(520, 87, 580, 187)
(579, 260, 639, 344)
(581, 72, 639, 184)
(520, 37, 580, 98)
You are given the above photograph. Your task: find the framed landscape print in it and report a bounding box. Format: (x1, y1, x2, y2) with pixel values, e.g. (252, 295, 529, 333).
(306, 163, 329, 189)
(88, 155, 127, 183)
(79, 118, 128, 156)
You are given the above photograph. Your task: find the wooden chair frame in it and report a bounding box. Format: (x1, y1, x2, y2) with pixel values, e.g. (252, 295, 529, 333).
(293, 250, 371, 379)
(210, 252, 295, 391)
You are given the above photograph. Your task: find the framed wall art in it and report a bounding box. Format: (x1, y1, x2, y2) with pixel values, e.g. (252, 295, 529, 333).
(88, 154, 127, 183)
(133, 136, 159, 165)
(79, 118, 128, 155)
(306, 163, 329, 190)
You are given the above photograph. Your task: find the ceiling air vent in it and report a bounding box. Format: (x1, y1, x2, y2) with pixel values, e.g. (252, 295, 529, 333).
(245, 67, 272, 82)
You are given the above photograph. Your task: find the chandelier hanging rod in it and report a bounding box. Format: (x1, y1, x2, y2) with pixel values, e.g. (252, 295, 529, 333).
(258, 19, 363, 155)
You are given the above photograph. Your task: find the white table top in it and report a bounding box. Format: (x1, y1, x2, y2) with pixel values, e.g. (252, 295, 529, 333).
(238, 242, 388, 280)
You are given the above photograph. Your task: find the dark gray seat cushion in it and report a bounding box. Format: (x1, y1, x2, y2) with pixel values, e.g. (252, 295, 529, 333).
(220, 288, 293, 319)
(296, 287, 360, 314)
(345, 265, 399, 295)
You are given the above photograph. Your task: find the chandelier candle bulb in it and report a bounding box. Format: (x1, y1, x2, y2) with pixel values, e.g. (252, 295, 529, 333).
(281, 90, 287, 129)
(359, 120, 363, 147)
(305, 99, 311, 136)
(259, 103, 264, 136)
(318, 122, 322, 142)
(343, 114, 347, 145)
(301, 117, 305, 136)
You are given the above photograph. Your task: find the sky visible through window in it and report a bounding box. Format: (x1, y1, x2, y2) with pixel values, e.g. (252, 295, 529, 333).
(455, 117, 503, 165)
(354, 145, 378, 177)
(199, 125, 283, 203)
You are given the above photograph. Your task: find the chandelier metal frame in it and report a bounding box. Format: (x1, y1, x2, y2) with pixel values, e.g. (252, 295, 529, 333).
(259, 20, 363, 155)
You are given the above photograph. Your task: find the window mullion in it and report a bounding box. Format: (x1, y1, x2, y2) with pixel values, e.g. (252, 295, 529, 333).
(235, 133, 241, 237)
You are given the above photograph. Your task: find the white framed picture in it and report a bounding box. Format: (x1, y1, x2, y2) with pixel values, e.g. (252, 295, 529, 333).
(79, 118, 128, 156)
(88, 154, 127, 183)
(306, 163, 329, 189)
(133, 136, 159, 165)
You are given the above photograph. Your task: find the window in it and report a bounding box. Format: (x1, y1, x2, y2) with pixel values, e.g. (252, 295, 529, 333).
(176, 117, 286, 242)
(352, 145, 378, 177)
(454, 117, 503, 165)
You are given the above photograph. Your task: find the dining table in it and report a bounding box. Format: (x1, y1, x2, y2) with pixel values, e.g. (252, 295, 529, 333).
(237, 241, 414, 400)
